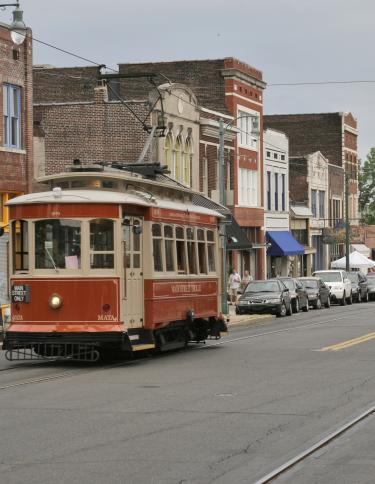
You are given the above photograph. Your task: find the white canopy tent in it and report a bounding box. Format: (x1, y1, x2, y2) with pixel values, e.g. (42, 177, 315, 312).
(331, 250, 375, 270)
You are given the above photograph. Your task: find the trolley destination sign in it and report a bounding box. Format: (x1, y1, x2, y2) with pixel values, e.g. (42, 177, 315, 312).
(11, 284, 30, 303)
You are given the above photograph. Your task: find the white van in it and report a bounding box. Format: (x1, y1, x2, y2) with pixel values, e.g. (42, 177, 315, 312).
(313, 270, 352, 305)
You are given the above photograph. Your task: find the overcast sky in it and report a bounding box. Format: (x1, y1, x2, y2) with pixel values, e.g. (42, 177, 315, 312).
(3, 0, 374, 160)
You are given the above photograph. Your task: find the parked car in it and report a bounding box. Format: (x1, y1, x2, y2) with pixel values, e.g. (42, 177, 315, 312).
(347, 272, 369, 302)
(367, 277, 375, 300)
(236, 279, 292, 317)
(278, 277, 309, 313)
(299, 277, 331, 309)
(313, 270, 352, 305)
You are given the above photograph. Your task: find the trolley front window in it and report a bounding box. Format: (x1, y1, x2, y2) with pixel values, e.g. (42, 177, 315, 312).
(12, 220, 29, 272)
(90, 219, 114, 269)
(35, 219, 81, 270)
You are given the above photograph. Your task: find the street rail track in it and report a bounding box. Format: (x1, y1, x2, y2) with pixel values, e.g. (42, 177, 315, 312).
(253, 402, 375, 483)
(0, 303, 374, 391)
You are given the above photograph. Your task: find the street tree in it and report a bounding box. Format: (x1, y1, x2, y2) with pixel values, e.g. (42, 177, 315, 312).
(359, 147, 375, 224)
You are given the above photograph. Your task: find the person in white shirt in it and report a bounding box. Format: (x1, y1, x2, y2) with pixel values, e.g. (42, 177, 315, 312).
(228, 269, 241, 304)
(240, 270, 253, 293)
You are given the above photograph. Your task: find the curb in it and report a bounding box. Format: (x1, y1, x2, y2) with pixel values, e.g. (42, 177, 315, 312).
(227, 314, 275, 328)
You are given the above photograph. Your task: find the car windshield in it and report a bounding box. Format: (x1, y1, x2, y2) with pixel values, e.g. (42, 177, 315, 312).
(301, 279, 318, 289)
(314, 272, 342, 282)
(245, 281, 280, 293)
(280, 279, 294, 290)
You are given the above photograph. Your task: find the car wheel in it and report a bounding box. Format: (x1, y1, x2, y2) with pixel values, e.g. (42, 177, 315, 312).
(314, 296, 322, 310)
(347, 292, 353, 305)
(325, 296, 331, 308)
(340, 292, 347, 306)
(293, 298, 300, 313)
(276, 302, 287, 318)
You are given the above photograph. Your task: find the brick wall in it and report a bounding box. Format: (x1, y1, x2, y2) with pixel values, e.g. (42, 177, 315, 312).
(264, 113, 343, 167)
(34, 86, 150, 174)
(0, 25, 33, 193)
(289, 157, 308, 204)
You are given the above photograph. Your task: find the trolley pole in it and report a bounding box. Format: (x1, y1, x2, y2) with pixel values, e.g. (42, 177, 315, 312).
(345, 171, 350, 272)
(219, 118, 228, 315)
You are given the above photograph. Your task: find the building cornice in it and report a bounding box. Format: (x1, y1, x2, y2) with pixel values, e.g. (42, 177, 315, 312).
(221, 68, 267, 90)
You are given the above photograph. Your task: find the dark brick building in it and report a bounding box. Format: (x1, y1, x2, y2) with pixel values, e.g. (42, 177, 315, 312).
(264, 112, 358, 228)
(0, 20, 33, 304)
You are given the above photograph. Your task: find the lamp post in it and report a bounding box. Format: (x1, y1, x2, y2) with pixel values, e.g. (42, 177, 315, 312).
(0, 2, 27, 45)
(218, 114, 260, 314)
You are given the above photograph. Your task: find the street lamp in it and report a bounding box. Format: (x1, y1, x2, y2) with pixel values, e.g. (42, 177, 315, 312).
(0, 2, 27, 45)
(218, 114, 260, 314)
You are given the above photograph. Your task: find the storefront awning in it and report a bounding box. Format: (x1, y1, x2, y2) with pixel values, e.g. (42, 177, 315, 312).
(291, 206, 313, 218)
(267, 231, 305, 256)
(226, 216, 253, 251)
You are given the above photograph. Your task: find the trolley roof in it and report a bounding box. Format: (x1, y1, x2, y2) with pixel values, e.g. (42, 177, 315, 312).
(7, 189, 224, 218)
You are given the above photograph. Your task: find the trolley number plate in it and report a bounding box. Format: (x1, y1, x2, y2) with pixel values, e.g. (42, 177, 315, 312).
(11, 284, 30, 303)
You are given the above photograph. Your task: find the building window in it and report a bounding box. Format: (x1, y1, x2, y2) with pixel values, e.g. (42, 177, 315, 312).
(319, 191, 325, 219)
(238, 168, 258, 206)
(174, 135, 183, 183)
(281, 174, 285, 211)
(311, 189, 317, 217)
(266, 151, 271, 158)
(332, 199, 341, 226)
(164, 133, 173, 177)
(281, 154, 285, 161)
(3, 84, 21, 148)
(273, 153, 278, 159)
(274, 173, 279, 211)
(238, 110, 258, 150)
(266, 171, 271, 210)
(183, 136, 192, 187)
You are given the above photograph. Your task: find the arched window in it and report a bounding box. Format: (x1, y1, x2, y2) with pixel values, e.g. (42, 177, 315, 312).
(174, 135, 182, 183)
(164, 132, 173, 177)
(183, 137, 192, 186)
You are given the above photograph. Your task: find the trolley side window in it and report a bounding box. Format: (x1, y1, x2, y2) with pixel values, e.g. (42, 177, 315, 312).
(197, 229, 207, 274)
(175, 226, 187, 274)
(186, 227, 197, 275)
(152, 223, 163, 272)
(89, 219, 114, 269)
(12, 219, 28, 272)
(35, 219, 81, 270)
(207, 230, 216, 272)
(164, 225, 175, 272)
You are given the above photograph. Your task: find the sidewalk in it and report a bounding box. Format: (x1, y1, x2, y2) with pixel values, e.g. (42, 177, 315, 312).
(225, 304, 274, 328)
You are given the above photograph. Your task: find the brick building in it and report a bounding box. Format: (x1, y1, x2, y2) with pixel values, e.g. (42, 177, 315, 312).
(0, 20, 33, 305)
(264, 112, 358, 263)
(33, 58, 267, 278)
(118, 59, 267, 278)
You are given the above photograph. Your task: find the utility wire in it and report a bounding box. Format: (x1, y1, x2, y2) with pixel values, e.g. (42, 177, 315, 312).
(269, 80, 375, 87)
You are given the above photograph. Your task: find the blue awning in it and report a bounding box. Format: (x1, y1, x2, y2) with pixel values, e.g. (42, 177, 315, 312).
(267, 231, 305, 256)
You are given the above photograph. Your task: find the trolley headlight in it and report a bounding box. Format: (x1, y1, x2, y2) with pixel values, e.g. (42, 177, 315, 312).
(49, 293, 63, 310)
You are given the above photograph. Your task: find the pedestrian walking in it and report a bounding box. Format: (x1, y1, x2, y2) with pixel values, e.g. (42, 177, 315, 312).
(228, 269, 241, 305)
(240, 270, 253, 293)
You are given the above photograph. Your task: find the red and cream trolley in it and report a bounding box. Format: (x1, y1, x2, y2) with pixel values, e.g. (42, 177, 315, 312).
(3, 163, 226, 361)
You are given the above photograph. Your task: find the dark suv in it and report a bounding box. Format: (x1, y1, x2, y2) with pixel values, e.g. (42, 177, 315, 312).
(236, 279, 292, 317)
(347, 272, 369, 303)
(278, 277, 309, 313)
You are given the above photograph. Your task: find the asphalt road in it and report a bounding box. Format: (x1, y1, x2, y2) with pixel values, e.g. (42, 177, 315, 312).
(1, 302, 375, 483)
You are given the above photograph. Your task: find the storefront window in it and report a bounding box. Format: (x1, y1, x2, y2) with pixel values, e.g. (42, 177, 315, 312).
(35, 219, 81, 269)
